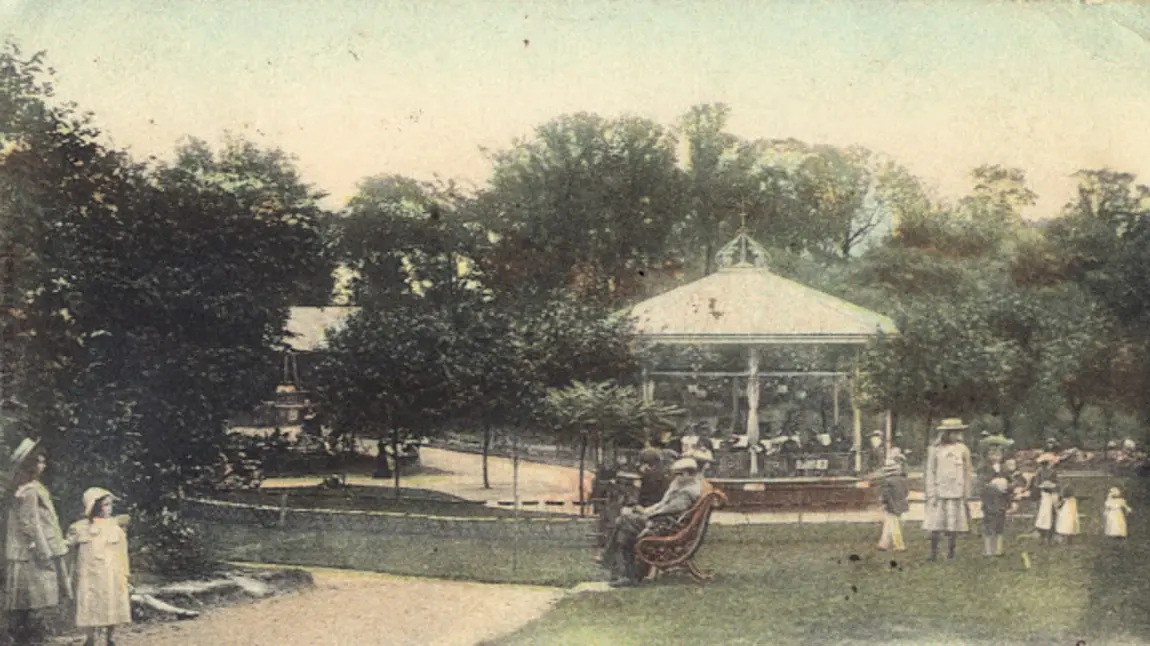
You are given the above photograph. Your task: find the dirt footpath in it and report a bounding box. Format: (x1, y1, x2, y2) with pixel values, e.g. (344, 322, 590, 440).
(111, 568, 564, 646)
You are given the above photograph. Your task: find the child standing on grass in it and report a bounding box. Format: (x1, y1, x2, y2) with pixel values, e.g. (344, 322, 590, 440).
(67, 487, 131, 646)
(1104, 487, 1132, 539)
(876, 449, 909, 552)
(979, 465, 1011, 557)
(1054, 485, 1080, 545)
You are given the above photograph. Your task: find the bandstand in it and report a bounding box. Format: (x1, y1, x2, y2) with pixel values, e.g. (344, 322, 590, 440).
(628, 229, 898, 511)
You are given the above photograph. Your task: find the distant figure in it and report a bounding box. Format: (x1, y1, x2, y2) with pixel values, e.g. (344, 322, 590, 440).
(1104, 487, 1132, 539)
(876, 449, 909, 552)
(1055, 485, 1080, 545)
(923, 418, 974, 562)
(372, 438, 392, 479)
(979, 464, 1011, 557)
(1032, 455, 1060, 545)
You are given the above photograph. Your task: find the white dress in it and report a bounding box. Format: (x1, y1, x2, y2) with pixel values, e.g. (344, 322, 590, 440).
(1055, 497, 1079, 536)
(1035, 491, 1059, 531)
(1105, 498, 1131, 537)
(67, 518, 132, 628)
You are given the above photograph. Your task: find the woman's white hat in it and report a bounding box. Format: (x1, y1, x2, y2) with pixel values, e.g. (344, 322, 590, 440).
(82, 487, 117, 517)
(936, 418, 968, 431)
(9, 438, 38, 470)
(670, 457, 699, 473)
(1109, 487, 1122, 498)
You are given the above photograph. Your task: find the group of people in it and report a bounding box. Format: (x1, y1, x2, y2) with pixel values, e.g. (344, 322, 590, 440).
(595, 448, 706, 588)
(875, 418, 1135, 561)
(4, 439, 131, 646)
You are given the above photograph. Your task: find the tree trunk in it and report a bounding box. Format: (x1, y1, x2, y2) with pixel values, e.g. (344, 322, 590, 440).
(923, 410, 934, 459)
(482, 425, 492, 490)
(578, 434, 588, 518)
(392, 424, 401, 500)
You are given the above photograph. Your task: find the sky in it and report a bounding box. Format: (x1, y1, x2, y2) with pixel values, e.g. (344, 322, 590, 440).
(4, 0, 1150, 219)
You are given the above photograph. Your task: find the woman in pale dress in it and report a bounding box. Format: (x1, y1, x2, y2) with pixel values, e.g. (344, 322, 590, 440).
(1104, 487, 1132, 539)
(67, 487, 131, 646)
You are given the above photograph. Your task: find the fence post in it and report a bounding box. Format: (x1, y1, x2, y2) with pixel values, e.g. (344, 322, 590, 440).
(279, 493, 289, 528)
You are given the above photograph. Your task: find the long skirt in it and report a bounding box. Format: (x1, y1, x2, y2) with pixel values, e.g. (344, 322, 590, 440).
(922, 498, 970, 533)
(1055, 499, 1080, 536)
(1105, 509, 1128, 538)
(1035, 492, 1058, 531)
(5, 558, 68, 611)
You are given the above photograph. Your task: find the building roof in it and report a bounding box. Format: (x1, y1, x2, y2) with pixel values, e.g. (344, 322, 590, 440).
(284, 306, 359, 351)
(628, 232, 897, 345)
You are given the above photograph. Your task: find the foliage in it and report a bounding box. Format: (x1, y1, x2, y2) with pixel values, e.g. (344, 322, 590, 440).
(478, 112, 685, 305)
(130, 508, 217, 578)
(0, 45, 332, 517)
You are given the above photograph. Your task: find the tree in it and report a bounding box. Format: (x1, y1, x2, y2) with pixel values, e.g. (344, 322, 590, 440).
(544, 380, 682, 514)
(480, 112, 685, 305)
(1, 44, 332, 516)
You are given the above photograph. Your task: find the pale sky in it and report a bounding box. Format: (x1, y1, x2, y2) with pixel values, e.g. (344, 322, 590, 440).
(4, 0, 1150, 219)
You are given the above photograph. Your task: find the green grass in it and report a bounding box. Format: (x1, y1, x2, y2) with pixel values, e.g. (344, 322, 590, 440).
(196, 521, 598, 587)
(196, 475, 1150, 645)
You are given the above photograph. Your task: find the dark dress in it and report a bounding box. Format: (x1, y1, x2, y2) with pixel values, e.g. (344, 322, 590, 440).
(980, 478, 1010, 536)
(881, 474, 910, 516)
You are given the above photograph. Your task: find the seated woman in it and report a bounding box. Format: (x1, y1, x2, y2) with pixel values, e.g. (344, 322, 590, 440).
(599, 458, 703, 587)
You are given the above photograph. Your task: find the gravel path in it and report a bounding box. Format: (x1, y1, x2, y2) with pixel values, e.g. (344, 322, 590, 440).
(110, 567, 563, 646)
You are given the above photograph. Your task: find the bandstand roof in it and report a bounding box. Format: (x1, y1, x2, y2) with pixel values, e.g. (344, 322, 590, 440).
(628, 231, 897, 345)
(284, 306, 359, 351)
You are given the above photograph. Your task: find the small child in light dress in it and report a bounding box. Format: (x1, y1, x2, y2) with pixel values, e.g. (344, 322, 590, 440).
(1104, 487, 1133, 539)
(67, 487, 131, 646)
(1035, 480, 1060, 544)
(1054, 484, 1080, 545)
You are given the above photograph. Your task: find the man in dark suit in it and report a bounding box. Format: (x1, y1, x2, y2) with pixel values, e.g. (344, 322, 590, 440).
(600, 458, 703, 587)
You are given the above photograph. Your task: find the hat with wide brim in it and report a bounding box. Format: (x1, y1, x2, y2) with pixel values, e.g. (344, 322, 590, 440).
(1109, 487, 1122, 498)
(1036, 453, 1058, 464)
(670, 457, 699, 473)
(936, 418, 968, 431)
(82, 487, 117, 517)
(9, 438, 38, 471)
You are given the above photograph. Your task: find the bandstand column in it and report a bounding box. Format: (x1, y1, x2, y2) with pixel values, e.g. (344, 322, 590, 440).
(746, 346, 761, 475)
(641, 368, 654, 404)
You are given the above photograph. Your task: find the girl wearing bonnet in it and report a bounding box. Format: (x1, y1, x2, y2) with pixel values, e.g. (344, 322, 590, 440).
(67, 487, 132, 646)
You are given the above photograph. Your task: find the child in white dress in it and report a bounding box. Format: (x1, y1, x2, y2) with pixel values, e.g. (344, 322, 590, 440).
(1104, 487, 1132, 539)
(67, 488, 131, 646)
(1054, 484, 1080, 544)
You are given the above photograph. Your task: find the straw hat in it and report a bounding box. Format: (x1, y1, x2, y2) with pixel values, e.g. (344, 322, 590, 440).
(1036, 453, 1058, 465)
(9, 438, 38, 469)
(937, 418, 968, 431)
(670, 457, 699, 474)
(82, 487, 117, 517)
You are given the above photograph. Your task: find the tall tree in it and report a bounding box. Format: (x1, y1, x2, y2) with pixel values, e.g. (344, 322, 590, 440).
(480, 112, 684, 305)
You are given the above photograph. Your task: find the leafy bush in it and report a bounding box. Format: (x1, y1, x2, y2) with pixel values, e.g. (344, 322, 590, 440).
(130, 507, 218, 579)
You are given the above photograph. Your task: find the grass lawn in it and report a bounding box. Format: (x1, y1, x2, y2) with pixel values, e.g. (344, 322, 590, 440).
(197, 475, 1150, 645)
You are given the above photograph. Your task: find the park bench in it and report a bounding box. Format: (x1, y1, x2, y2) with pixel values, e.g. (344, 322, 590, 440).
(634, 484, 728, 583)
